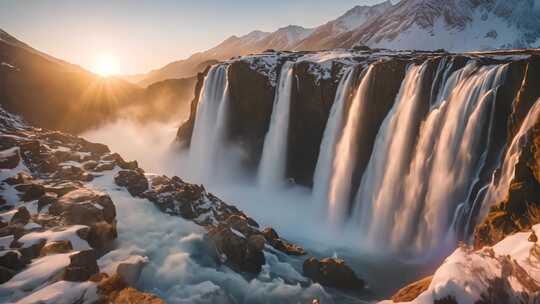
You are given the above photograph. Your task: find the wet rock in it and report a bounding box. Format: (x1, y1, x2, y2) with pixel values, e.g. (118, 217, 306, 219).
(0, 148, 20, 169)
(39, 240, 73, 256)
(10, 206, 31, 225)
(37, 193, 57, 212)
(14, 238, 47, 261)
(82, 161, 98, 171)
(112, 287, 165, 304)
(15, 183, 45, 201)
(262, 227, 306, 256)
(79, 141, 110, 154)
(474, 116, 540, 248)
(49, 188, 117, 249)
(63, 250, 100, 282)
(98, 274, 165, 304)
(0, 250, 27, 271)
(391, 276, 433, 302)
(303, 257, 364, 290)
(0, 265, 15, 284)
(45, 182, 81, 197)
(114, 170, 148, 196)
(116, 255, 149, 286)
(103, 153, 139, 170)
(208, 225, 265, 274)
(3, 172, 33, 185)
(94, 162, 116, 172)
(52, 165, 94, 182)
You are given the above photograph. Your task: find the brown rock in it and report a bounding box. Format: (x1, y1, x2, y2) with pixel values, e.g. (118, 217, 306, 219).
(0, 250, 27, 271)
(40, 240, 73, 256)
(0, 265, 15, 284)
(10, 206, 30, 225)
(303, 257, 364, 290)
(114, 170, 149, 196)
(112, 287, 165, 304)
(15, 183, 45, 201)
(0, 148, 20, 169)
(391, 276, 433, 302)
(3, 172, 33, 185)
(262, 227, 306, 256)
(63, 250, 100, 282)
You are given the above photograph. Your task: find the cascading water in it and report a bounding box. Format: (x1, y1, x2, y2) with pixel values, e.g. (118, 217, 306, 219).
(351, 61, 509, 255)
(188, 64, 230, 183)
(312, 66, 356, 215)
(475, 98, 540, 224)
(353, 62, 431, 245)
(325, 66, 375, 225)
(257, 62, 295, 189)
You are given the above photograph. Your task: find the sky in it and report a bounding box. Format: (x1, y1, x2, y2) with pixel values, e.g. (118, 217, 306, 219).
(0, 0, 390, 75)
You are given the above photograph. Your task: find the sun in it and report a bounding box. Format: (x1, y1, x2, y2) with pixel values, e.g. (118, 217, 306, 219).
(94, 54, 118, 77)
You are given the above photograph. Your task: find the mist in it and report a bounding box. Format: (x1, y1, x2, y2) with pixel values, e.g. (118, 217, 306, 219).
(82, 117, 435, 300)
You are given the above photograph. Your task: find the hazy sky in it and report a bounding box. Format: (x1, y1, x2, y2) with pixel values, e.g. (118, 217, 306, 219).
(0, 0, 389, 75)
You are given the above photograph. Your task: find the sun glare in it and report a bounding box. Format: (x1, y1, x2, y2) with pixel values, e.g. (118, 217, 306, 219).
(94, 54, 118, 77)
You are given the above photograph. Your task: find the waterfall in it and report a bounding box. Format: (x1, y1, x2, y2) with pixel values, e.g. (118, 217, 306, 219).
(312, 67, 356, 215)
(351, 61, 509, 255)
(188, 64, 230, 183)
(475, 98, 540, 224)
(325, 66, 375, 225)
(257, 62, 295, 189)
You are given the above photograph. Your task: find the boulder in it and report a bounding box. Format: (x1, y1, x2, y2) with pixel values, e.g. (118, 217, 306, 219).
(112, 287, 165, 304)
(63, 250, 100, 282)
(208, 225, 265, 274)
(15, 183, 45, 201)
(0, 250, 27, 271)
(103, 153, 139, 170)
(116, 255, 149, 286)
(52, 165, 94, 182)
(37, 193, 57, 212)
(391, 276, 433, 302)
(0, 148, 20, 169)
(114, 170, 149, 196)
(14, 238, 47, 261)
(10, 206, 31, 225)
(0, 265, 15, 284)
(49, 188, 117, 249)
(303, 257, 364, 290)
(3, 172, 33, 185)
(94, 162, 116, 172)
(39, 240, 73, 256)
(262, 227, 306, 256)
(79, 141, 110, 154)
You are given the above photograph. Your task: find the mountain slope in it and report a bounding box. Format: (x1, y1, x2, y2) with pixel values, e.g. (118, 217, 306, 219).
(331, 0, 540, 51)
(136, 25, 313, 87)
(135, 0, 540, 87)
(0, 29, 196, 133)
(292, 0, 393, 51)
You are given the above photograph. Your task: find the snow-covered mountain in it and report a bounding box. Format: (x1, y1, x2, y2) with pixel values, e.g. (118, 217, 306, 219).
(333, 0, 540, 51)
(133, 0, 540, 86)
(292, 0, 393, 51)
(137, 25, 313, 86)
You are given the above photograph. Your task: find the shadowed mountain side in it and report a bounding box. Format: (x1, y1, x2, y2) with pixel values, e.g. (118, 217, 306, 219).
(0, 30, 195, 134)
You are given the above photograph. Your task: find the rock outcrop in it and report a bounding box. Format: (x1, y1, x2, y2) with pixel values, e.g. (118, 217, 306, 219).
(114, 172, 306, 274)
(475, 113, 540, 248)
(302, 257, 364, 290)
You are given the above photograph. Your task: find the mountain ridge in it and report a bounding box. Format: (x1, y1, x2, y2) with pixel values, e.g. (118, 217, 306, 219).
(132, 0, 540, 87)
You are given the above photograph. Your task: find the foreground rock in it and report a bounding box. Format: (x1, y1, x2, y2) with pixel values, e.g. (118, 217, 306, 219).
(390, 276, 433, 302)
(475, 110, 540, 248)
(0, 107, 164, 303)
(114, 172, 306, 274)
(383, 230, 540, 304)
(303, 257, 364, 290)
